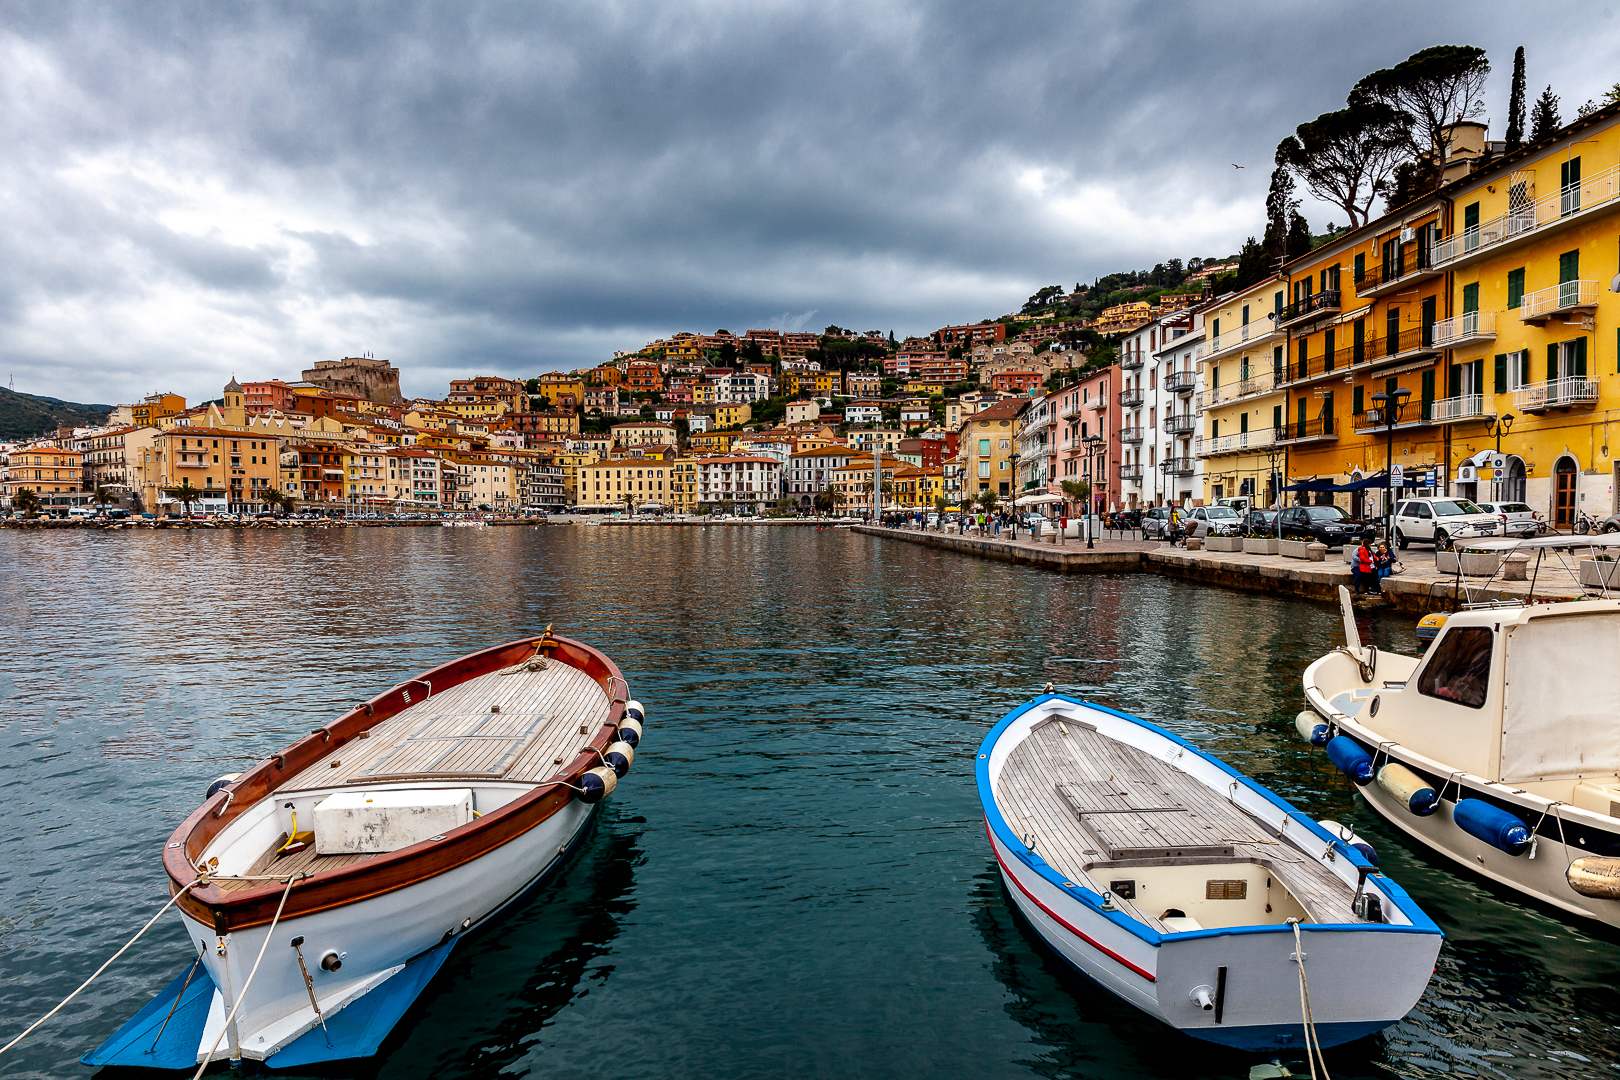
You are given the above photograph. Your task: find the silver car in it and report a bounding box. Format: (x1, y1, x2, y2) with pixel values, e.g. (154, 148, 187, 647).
(1474, 501, 1542, 538)
(1393, 497, 1500, 550)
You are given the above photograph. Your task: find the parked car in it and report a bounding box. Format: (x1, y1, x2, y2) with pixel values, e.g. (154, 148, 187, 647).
(1140, 506, 1176, 539)
(1278, 505, 1367, 549)
(1242, 509, 1280, 536)
(1392, 497, 1500, 550)
(1184, 505, 1244, 537)
(1473, 501, 1543, 538)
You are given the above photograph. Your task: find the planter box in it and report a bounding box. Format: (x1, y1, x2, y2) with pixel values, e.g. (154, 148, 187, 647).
(1579, 559, 1620, 588)
(1205, 536, 1244, 552)
(1278, 540, 1315, 560)
(1243, 537, 1279, 555)
(1437, 549, 1504, 576)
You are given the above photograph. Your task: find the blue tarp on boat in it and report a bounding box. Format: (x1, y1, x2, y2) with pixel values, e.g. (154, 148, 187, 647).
(81, 958, 216, 1070)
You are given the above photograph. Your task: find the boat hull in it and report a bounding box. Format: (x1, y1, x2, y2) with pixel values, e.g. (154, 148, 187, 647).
(979, 694, 1442, 1049)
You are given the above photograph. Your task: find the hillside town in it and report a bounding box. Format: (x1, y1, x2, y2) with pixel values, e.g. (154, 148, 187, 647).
(9, 98, 1620, 529)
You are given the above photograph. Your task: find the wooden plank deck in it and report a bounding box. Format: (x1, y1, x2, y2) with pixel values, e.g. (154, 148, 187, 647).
(276, 659, 611, 793)
(216, 840, 377, 894)
(995, 716, 1352, 924)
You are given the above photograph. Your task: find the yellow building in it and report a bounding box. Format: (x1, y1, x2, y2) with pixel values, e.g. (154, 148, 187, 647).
(146, 428, 282, 513)
(668, 457, 699, 511)
(450, 452, 520, 511)
(715, 402, 752, 428)
(1195, 274, 1288, 503)
(689, 432, 735, 454)
(902, 379, 946, 396)
(534, 374, 585, 411)
(956, 397, 1026, 501)
(130, 392, 186, 428)
(440, 399, 511, 420)
(576, 457, 674, 511)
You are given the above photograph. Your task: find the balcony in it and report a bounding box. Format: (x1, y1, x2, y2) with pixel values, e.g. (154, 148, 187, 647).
(1520, 280, 1599, 324)
(1118, 387, 1144, 408)
(1196, 319, 1281, 362)
(1432, 311, 1496, 350)
(1195, 429, 1277, 457)
(1160, 456, 1196, 476)
(1165, 370, 1196, 395)
(1281, 325, 1439, 386)
(1197, 370, 1279, 409)
(1088, 394, 1108, 410)
(1060, 402, 1082, 420)
(175, 457, 208, 469)
(1514, 376, 1599, 412)
(1119, 463, 1144, 481)
(1431, 164, 1620, 270)
(1353, 251, 1441, 299)
(1163, 413, 1196, 436)
(1352, 408, 1434, 435)
(1277, 289, 1341, 330)
(1429, 394, 1493, 424)
(1119, 426, 1144, 444)
(1120, 352, 1145, 371)
(1276, 416, 1338, 445)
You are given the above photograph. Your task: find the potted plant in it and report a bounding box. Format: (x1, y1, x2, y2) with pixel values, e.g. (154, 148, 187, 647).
(1243, 531, 1279, 555)
(1579, 554, 1620, 588)
(1205, 531, 1244, 552)
(1279, 538, 1315, 559)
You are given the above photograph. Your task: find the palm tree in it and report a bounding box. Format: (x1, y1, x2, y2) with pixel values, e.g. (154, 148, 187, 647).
(813, 484, 846, 516)
(92, 485, 113, 512)
(976, 489, 999, 514)
(262, 489, 293, 515)
(12, 487, 40, 518)
(164, 479, 203, 518)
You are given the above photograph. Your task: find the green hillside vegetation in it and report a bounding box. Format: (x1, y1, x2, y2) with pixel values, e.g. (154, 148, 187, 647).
(0, 387, 113, 440)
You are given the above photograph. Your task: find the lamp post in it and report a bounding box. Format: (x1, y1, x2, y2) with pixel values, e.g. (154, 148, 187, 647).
(1488, 412, 1516, 501)
(1083, 433, 1103, 549)
(1370, 387, 1412, 546)
(1008, 448, 1021, 539)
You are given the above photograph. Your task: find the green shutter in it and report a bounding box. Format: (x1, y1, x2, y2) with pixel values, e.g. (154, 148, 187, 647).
(1421, 296, 1436, 346)
(1507, 269, 1525, 309)
(1298, 338, 1308, 378)
(1324, 329, 1335, 372)
(1240, 412, 1248, 434)
(1549, 343, 1560, 380)
(1421, 369, 1435, 419)
(1519, 350, 1531, 385)
(1352, 385, 1363, 415)
(1322, 392, 1334, 433)
(1354, 253, 1365, 283)
(1464, 203, 1479, 231)
(1494, 353, 1508, 393)
(1447, 365, 1460, 397)
(1575, 336, 1588, 377)
(1353, 319, 1365, 364)
(1386, 307, 1400, 355)
(1560, 250, 1580, 283)
(1463, 283, 1479, 314)
(1273, 404, 1283, 429)
(1211, 418, 1219, 437)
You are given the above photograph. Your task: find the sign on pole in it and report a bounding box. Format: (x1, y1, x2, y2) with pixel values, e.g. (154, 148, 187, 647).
(1390, 464, 1404, 484)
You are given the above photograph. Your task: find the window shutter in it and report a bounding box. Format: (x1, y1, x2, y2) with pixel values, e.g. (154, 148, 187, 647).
(1240, 412, 1249, 434)
(1507, 269, 1524, 309)
(1549, 343, 1560, 381)
(1324, 329, 1335, 372)
(1352, 385, 1364, 415)
(1353, 319, 1365, 364)
(1421, 369, 1435, 419)
(1575, 336, 1588, 377)
(1463, 283, 1480, 314)
(1448, 364, 1460, 397)
(1354, 253, 1365, 284)
(1273, 404, 1283, 430)
(1494, 354, 1508, 394)
(1386, 307, 1400, 356)
(1560, 250, 1580, 283)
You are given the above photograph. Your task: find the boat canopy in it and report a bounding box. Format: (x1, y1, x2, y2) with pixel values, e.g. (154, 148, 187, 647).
(1461, 534, 1620, 552)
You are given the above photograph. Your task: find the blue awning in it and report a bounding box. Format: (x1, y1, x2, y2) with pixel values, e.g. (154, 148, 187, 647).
(1280, 478, 1336, 493)
(1335, 471, 1428, 493)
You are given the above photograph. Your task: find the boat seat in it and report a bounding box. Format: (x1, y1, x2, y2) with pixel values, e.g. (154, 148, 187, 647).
(1572, 780, 1620, 818)
(1161, 916, 1204, 933)
(1329, 688, 1375, 717)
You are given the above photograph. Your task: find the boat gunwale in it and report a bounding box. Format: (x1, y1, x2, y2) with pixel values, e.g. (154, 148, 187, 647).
(163, 633, 628, 932)
(977, 693, 1444, 946)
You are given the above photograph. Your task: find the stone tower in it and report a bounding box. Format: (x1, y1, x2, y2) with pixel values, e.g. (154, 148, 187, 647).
(300, 356, 403, 404)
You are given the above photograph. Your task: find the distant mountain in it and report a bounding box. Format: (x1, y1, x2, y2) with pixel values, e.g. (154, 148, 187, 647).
(0, 387, 114, 440)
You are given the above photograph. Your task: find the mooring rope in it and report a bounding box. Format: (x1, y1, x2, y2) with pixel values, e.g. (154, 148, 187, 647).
(1287, 919, 1331, 1080)
(190, 873, 302, 1079)
(0, 878, 202, 1058)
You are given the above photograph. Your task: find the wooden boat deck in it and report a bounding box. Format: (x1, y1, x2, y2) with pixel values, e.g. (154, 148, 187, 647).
(277, 657, 612, 792)
(995, 716, 1353, 926)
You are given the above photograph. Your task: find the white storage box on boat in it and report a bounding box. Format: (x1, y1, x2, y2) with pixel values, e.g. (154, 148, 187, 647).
(313, 788, 472, 854)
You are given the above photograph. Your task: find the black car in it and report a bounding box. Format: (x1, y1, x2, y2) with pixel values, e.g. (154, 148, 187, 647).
(1241, 508, 1280, 536)
(1278, 505, 1367, 549)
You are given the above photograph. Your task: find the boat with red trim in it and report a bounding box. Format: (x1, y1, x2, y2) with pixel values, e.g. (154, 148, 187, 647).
(85, 629, 645, 1070)
(978, 692, 1440, 1051)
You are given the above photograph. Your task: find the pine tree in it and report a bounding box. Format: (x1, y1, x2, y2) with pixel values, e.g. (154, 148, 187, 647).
(1530, 85, 1561, 142)
(1504, 46, 1526, 151)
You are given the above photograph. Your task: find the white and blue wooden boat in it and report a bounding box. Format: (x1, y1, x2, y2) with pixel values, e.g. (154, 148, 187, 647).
(979, 693, 1442, 1051)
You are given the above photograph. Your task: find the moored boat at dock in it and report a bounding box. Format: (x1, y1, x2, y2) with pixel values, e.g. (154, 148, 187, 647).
(84, 630, 644, 1070)
(979, 693, 1441, 1052)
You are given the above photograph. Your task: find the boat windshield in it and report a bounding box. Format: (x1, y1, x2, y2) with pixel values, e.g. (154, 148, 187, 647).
(1432, 500, 1484, 516)
(1417, 627, 1493, 709)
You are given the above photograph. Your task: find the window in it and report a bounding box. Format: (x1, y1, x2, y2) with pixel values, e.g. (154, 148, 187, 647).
(1462, 282, 1478, 315)
(1417, 627, 1493, 709)
(1354, 252, 1366, 283)
(1507, 268, 1525, 309)
(1561, 157, 1582, 215)
(1385, 307, 1400, 356)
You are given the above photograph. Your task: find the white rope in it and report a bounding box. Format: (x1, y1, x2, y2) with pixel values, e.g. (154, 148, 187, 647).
(0, 879, 201, 1058)
(1288, 919, 1331, 1080)
(191, 875, 300, 1079)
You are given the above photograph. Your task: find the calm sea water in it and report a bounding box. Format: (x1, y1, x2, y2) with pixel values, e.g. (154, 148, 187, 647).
(2, 526, 1617, 1080)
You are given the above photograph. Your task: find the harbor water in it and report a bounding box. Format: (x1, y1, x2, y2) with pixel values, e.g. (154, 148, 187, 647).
(2, 526, 1617, 1079)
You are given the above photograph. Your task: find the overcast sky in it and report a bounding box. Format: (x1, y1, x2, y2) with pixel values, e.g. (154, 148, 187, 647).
(3, 2, 1618, 405)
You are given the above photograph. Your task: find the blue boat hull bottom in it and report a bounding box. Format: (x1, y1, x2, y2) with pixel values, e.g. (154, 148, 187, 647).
(1197, 1020, 1393, 1051)
(83, 936, 458, 1070)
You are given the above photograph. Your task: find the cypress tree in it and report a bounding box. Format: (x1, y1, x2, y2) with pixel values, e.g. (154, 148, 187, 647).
(1504, 46, 1526, 151)
(1530, 85, 1561, 142)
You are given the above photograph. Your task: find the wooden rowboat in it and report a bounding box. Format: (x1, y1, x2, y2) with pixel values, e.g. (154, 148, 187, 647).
(86, 630, 643, 1070)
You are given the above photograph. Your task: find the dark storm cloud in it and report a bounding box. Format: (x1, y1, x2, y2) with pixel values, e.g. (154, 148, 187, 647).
(1, 1, 1617, 402)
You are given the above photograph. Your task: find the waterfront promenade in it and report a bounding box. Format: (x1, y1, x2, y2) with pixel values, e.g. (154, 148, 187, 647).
(852, 525, 1587, 613)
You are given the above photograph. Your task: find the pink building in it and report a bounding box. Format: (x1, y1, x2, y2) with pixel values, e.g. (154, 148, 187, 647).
(1051, 367, 1120, 514)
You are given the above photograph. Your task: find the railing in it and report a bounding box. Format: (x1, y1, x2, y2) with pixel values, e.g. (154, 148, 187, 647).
(1432, 311, 1496, 348)
(1514, 377, 1599, 411)
(1119, 426, 1144, 444)
(1195, 429, 1277, 456)
(1120, 352, 1145, 371)
(1279, 325, 1436, 383)
(1278, 290, 1340, 326)
(1059, 402, 1082, 420)
(1520, 280, 1599, 320)
(1163, 413, 1196, 435)
(175, 457, 208, 468)
(1119, 387, 1144, 408)
(1197, 370, 1278, 409)
(1119, 463, 1144, 481)
(1160, 456, 1196, 476)
(1279, 415, 1336, 442)
(1196, 319, 1279, 360)
(1432, 164, 1620, 266)
(1353, 247, 1434, 296)
(1165, 370, 1196, 394)
(1429, 394, 1490, 422)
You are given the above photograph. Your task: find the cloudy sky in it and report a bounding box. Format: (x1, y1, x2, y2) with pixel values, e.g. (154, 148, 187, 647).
(3, 2, 1617, 404)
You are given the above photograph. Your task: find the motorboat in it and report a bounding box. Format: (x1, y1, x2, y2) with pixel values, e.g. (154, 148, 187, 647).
(1303, 574, 1620, 927)
(979, 693, 1441, 1052)
(85, 630, 644, 1070)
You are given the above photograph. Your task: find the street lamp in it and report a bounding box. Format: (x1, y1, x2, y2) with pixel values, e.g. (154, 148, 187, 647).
(1083, 433, 1103, 549)
(1370, 387, 1412, 546)
(1008, 448, 1021, 539)
(1487, 412, 1515, 501)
